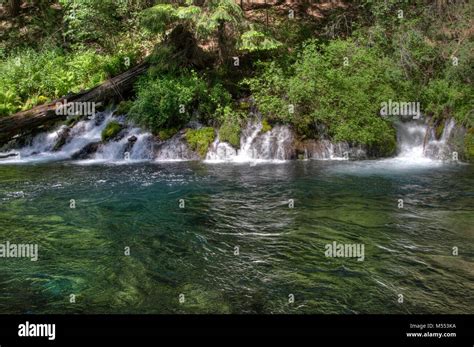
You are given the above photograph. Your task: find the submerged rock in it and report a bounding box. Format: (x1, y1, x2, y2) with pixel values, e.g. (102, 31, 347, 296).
(0, 152, 19, 159)
(123, 136, 138, 155)
(52, 127, 71, 152)
(71, 142, 101, 160)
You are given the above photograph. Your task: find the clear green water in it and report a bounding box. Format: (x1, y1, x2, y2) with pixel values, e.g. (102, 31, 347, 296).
(0, 160, 473, 314)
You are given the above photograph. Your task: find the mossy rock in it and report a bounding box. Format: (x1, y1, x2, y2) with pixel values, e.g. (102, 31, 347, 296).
(158, 128, 179, 141)
(116, 100, 133, 115)
(65, 115, 82, 127)
(238, 100, 251, 111)
(261, 119, 272, 133)
(101, 121, 122, 142)
(185, 127, 215, 158)
(464, 132, 474, 162)
(52, 128, 70, 151)
(218, 121, 241, 148)
(435, 121, 445, 140)
(368, 132, 397, 157)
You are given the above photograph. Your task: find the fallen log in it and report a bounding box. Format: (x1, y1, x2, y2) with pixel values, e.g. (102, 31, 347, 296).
(0, 152, 19, 159)
(0, 61, 149, 146)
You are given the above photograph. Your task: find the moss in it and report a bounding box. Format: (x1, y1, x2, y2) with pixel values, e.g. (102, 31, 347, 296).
(238, 100, 251, 111)
(464, 132, 474, 162)
(185, 127, 216, 158)
(368, 130, 397, 157)
(37, 95, 49, 104)
(52, 129, 69, 151)
(261, 119, 272, 133)
(101, 121, 122, 142)
(384, 136, 398, 156)
(157, 128, 178, 141)
(218, 121, 241, 148)
(115, 100, 133, 115)
(65, 115, 82, 127)
(435, 121, 445, 140)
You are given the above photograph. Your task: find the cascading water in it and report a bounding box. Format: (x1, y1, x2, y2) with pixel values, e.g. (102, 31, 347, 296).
(423, 118, 456, 160)
(154, 129, 201, 161)
(394, 119, 456, 164)
(93, 127, 153, 162)
(0, 111, 459, 165)
(305, 140, 351, 160)
(394, 121, 432, 164)
(205, 121, 293, 163)
(0, 111, 153, 164)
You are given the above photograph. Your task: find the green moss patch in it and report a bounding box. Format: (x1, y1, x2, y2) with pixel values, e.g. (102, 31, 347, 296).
(185, 127, 216, 158)
(464, 132, 474, 162)
(101, 121, 122, 142)
(158, 128, 179, 141)
(261, 119, 272, 133)
(219, 121, 241, 148)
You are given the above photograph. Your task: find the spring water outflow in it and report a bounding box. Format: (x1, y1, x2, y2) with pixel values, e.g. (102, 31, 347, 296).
(0, 112, 457, 164)
(395, 119, 456, 163)
(206, 121, 294, 162)
(0, 111, 153, 163)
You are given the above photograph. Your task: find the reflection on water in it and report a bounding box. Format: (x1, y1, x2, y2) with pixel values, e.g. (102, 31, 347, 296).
(0, 160, 472, 313)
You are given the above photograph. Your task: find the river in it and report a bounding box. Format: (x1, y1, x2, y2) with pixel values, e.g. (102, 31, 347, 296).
(0, 158, 472, 313)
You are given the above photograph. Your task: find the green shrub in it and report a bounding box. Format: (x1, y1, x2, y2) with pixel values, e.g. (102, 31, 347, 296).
(0, 47, 129, 116)
(185, 127, 216, 157)
(128, 73, 203, 133)
(422, 78, 473, 127)
(217, 106, 245, 148)
(219, 121, 240, 148)
(129, 72, 231, 134)
(239, 29, 282, 52)
(61, 0, 128, 50)
(116, 100, 134, 115)
(245, 39, 403, 155)
(101, 121, 122, 141)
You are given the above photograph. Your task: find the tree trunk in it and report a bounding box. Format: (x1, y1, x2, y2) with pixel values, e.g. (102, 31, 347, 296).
(8, 0, 21, 17)
(0, 62, 149, 146)
(217, 20, 226, 64)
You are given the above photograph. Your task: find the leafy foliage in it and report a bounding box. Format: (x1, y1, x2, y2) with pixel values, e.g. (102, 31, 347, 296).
(0, 47, 131, 116)
(239, 29, 282, 53)
(246, 39, 401, 154)
(128, 71, 231, 134)
(218, 106, 243, 148)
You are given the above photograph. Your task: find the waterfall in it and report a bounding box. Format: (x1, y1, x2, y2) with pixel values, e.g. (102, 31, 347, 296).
(0, 111, 459, 165)
(423, 118, 456, 160)
(394, 119, 456, 163)
(395, 121, 429, 162)
(93, 127, 153, 162)
(205, 121, 294, 163)
(387, 119, 456, 166)
(154, 130, 200, 161)
(0, 111, 153, 164)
